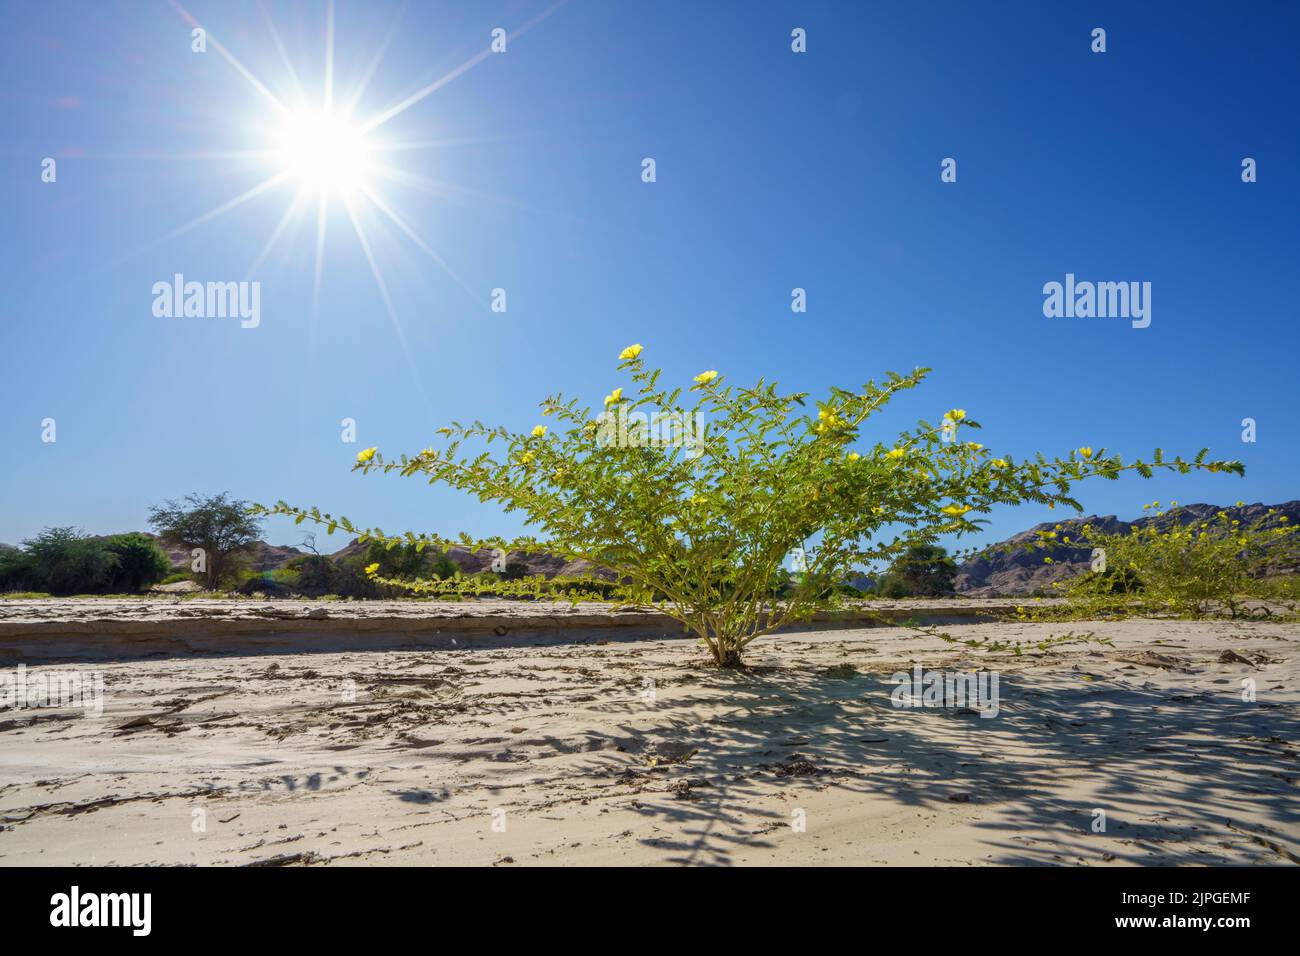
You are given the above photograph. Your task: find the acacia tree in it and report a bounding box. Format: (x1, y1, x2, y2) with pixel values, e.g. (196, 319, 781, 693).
(149, 492, 261, 590)
(256, 345, 1243, 667)
(879, 543, 958, 598)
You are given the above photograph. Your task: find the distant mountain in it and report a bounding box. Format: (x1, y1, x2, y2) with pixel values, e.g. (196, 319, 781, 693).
(954, 501, 1300, 596)
(140, 533, 308, 573)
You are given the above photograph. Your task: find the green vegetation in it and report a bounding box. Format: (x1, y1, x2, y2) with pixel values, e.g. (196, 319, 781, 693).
(265, 539, 468, 598)
(103, 532, 171, 592)
(0, 528, 169, 595)
(877, 543, 957, 598)
(1258, 574, 1300, 602)
(148, 492, 261, 590)
(258, 346, 1242, 667)
(1050, 504, 1298, 618)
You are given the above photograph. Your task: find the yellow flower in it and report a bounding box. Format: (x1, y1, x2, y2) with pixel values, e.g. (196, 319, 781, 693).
(1078, 446, 1093, 459)
(356, 447, 377, 464)
(693, 370, 718, 385)
(940, 504, 972, 517)
(619, 344, 643, 360)
(531, 425, 547, 438)
(1236, 501, 1245, 507)
(519, 451, 535, 465)
(847, 452, 860, 461)
(992, 458, 1008, 468)
(886, 447, 906, 459)
(966, 442, 983, 451)
(947, 409, 966, 421)
(364, 563, 380, 575)
(604, 387, 623, 407)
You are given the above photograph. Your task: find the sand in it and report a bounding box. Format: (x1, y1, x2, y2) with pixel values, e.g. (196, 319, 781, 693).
(0, 606, 1296, 866)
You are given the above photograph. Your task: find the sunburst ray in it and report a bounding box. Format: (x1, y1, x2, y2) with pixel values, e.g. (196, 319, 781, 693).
(342, 193, 434, 415)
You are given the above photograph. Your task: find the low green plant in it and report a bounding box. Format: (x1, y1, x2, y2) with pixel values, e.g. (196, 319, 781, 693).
(256, 347, 1243, 667)
(1054, 503, 1297, 618)
(1258, 574, 1300, 602)
(937, 628, 1111, 656)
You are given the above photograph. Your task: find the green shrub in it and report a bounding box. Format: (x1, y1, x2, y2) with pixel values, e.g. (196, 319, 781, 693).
(1056, 504, 1297, 618)
(103, 533, 170, 592)
(0, 546, 34, 592)
(1258, 574, 1300, 602)
(269, 567, 301, 587)
(878, 543, 957, 598)
(501, 560, 530, 581)
(20, 528, 118, 595)
(258, 348, 1243, 667)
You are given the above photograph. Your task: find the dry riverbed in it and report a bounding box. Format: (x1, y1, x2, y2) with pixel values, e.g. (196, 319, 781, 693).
(0, 607, 1296, 866)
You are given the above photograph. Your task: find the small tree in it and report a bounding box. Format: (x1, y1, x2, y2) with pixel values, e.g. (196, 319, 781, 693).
(364, 539, 429, 578)
(0, 546, 34, 592)
(104, 533, 170, 592)
(258, 346, 1243, 667)
(879, 543, 957, 598)
(21, 527, 117, 595)
(149, 492, 261, 591)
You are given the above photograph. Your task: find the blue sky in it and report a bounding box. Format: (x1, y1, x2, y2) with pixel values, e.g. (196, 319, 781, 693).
(1, 0, 1296, 557)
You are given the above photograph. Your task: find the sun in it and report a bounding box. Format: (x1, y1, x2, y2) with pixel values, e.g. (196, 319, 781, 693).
(275, 110, 372, 195)
(150, 0, 559, 410)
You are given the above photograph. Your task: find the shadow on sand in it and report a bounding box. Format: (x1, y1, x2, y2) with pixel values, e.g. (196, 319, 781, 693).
(555, 663, 1298, 865)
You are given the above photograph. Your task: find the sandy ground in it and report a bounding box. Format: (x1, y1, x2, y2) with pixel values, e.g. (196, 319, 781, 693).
(1, 615, 1297, 866)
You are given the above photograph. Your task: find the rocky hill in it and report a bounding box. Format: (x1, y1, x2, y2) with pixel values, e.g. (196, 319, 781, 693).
(147, 535, 307, 573)
(953, 501, 1300, 596)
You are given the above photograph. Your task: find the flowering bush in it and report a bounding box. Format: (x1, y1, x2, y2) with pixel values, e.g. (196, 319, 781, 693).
(1054, 503, 1296, 618)
(256, 346, 1243, 667)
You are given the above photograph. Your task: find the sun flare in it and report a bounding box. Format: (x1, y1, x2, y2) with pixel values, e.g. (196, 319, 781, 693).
(275, 110, 372, 195)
